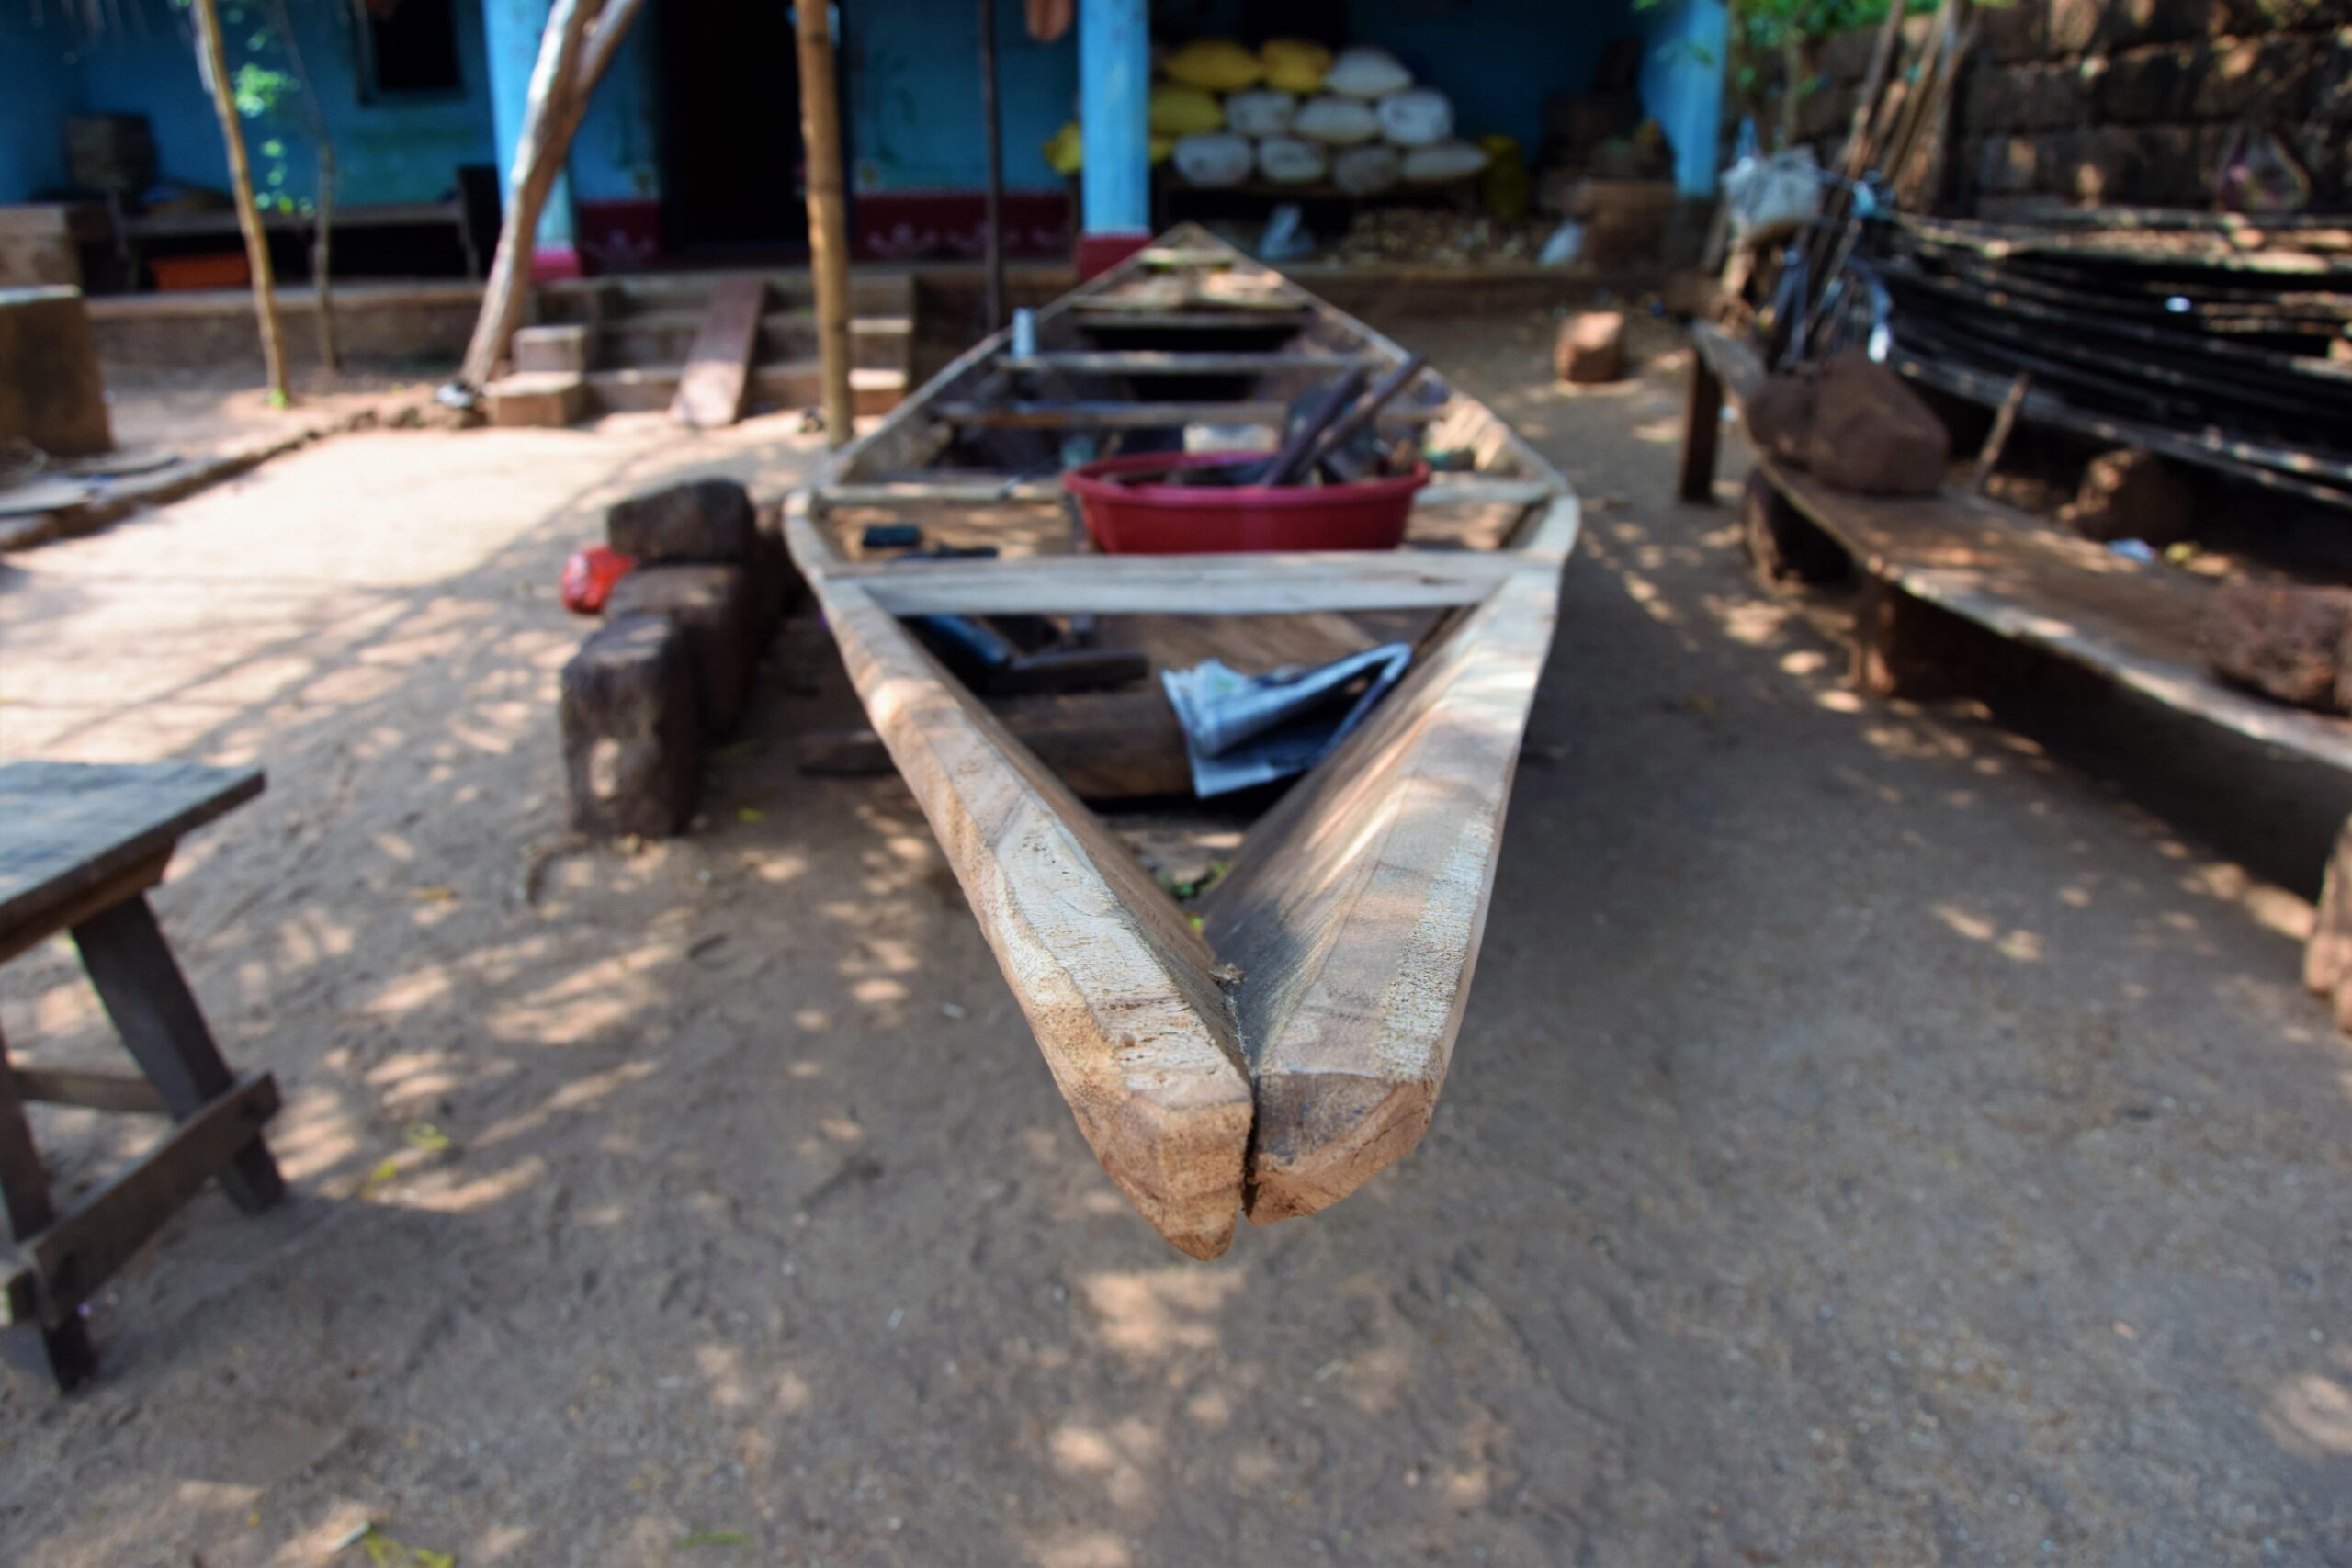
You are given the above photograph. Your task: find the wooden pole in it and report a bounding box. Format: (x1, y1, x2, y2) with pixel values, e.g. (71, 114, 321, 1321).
(187, 0, 290, 404)
(460, 0, 595, 388)
(978, 0, 1006, 335)
(797, 0, 855, 446)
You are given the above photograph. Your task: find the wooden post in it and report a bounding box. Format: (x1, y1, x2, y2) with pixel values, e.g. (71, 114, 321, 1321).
(461, 0, 594, 387)
(978, 0, 1006, 336)
(797, 0, 855, 446)
(1678, 344, 1724, 503)
(187, 0, 291, 405)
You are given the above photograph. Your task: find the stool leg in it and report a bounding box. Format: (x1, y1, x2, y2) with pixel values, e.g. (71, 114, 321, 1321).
(72, 896, 284, 1213)
(0, 1024, 98, 1392)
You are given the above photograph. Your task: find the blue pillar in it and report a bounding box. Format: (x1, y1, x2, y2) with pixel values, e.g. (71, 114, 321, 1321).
(483, 0, 582, 276)
(1077, 0, 1148, 274)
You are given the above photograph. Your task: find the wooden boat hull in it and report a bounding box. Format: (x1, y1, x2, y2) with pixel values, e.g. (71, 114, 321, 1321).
(789, 228, 1577, 1256)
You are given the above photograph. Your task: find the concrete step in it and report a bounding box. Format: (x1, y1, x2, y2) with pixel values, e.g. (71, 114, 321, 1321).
(582, 363, 907, 418)
(597, 310, 910, 372)
(543, 271, 912, 325)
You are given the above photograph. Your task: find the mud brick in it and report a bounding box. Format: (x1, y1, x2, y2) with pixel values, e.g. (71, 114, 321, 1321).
(1802, 350, 1949, 499)
(2096, 43, 2200, 121)
(2060, 448, 2194, 547)
(1554, 311, 1627, 385)
(605, 564, 755, 737)
(1743, 371, 1817, 468)
(562, 613, 700, 837)
(2197, 581, 2352, 713)
(606, 479, 757, 565)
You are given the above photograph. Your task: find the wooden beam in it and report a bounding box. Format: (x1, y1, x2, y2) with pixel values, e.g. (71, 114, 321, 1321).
(934, 400, 1288, 430)
(11, 1067, 168, 1115)
(672, 276, 768, 429)
(810, 570, 1253, 1258)
(459, 0, 595, 386)
(1000, 351, 1385, 376)
(801, 686, 1194, 801)
(21, 1073, 280, 1316)
(840, 549, 1536, 617)
(796, 0, 854, 444)
(1200, 565, 1564, 1223)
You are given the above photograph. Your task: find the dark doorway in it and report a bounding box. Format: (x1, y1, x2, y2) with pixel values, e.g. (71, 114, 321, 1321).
(659, 0, 808, 253)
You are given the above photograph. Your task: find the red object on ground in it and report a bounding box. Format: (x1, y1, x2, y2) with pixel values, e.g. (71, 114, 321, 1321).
(561, 546, 637, 614)
(1064, 451, 1430, 555)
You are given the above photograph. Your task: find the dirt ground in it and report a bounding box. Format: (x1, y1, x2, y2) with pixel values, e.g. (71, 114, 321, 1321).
(1, 316, 2347, 1567)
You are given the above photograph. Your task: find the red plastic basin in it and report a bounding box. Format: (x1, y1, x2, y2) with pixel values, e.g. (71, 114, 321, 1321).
(1064, 450, 1430, 555)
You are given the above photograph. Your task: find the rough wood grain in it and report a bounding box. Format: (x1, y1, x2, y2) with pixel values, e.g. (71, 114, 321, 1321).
(803, 543, 1253, 1257)
(1201, 563, 1563, 1221)
(0, 761, 261, 943)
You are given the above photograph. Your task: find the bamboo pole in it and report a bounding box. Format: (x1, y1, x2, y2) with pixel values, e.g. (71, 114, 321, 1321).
(257, 0, 340, 372)
(188, 0, 290, 404)
(797, 0, 855, 446)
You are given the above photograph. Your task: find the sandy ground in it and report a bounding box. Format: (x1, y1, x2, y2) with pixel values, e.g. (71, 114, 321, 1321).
(1, 318, 2348, 1567)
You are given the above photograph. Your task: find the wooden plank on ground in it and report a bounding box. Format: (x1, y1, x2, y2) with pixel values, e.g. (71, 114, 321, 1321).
(671, 275, 768, 429)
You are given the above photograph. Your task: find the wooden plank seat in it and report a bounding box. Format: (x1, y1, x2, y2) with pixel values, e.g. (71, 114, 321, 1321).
(0, 761, 287, 1392)
(1682, 319, 2352, 1032)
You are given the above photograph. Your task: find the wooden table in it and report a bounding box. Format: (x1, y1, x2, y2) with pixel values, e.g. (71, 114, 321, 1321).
(0, 761, 285, 1392)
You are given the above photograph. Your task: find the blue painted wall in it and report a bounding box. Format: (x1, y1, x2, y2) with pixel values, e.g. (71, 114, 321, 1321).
(570, 19, 661, 201)
(843, 0, 1077, 192)
(1635, 0, 1728, 192)
(0, 0, 496, 208)
(0, 14, 85, 199)
(1347, 0, 1621, 156)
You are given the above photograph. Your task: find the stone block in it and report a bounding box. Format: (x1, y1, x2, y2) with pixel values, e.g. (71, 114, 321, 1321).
(512, 323, 592, 375)
(1802, 350, 1950, 498)
(0, 286, 111, 457)
(605, 563, 755, 737)
(1983, 1, 2047, 62)
(2194, 37, 2318, 120)
(484, 371, 588, 429)
(2197, 581, 2352, 712)
(2048, 0, 2102, 55)
(606, 478, 757, 565)
(2060, 448, 2195, 546)
(1554, 311, 1627, 385)
(1977, 135, 2042, 194)
(562, 613, 700, 838)
(2096, 43, 2200, 121)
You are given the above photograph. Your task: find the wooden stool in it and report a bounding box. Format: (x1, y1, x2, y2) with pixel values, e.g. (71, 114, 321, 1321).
(0, 761, 285, 1393)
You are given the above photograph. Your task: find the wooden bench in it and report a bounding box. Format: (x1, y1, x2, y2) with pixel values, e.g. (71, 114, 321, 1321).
(1679, 320, 2352, 1025)
(0, 761, 286, 1392)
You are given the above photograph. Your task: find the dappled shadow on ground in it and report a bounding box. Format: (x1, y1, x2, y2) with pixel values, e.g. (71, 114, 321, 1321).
(0, 327, 2344, 1566)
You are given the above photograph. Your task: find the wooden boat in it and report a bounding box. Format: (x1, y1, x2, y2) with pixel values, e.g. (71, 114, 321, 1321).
(785, 227, 1577, 1258)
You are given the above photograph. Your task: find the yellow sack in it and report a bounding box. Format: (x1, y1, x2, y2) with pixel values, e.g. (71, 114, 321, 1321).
(1260, 38, 1331, 95)
(1148, 82, 1226, 136)
(1163, 38, 1261, 91)
(1043, 120, 1082, 175)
